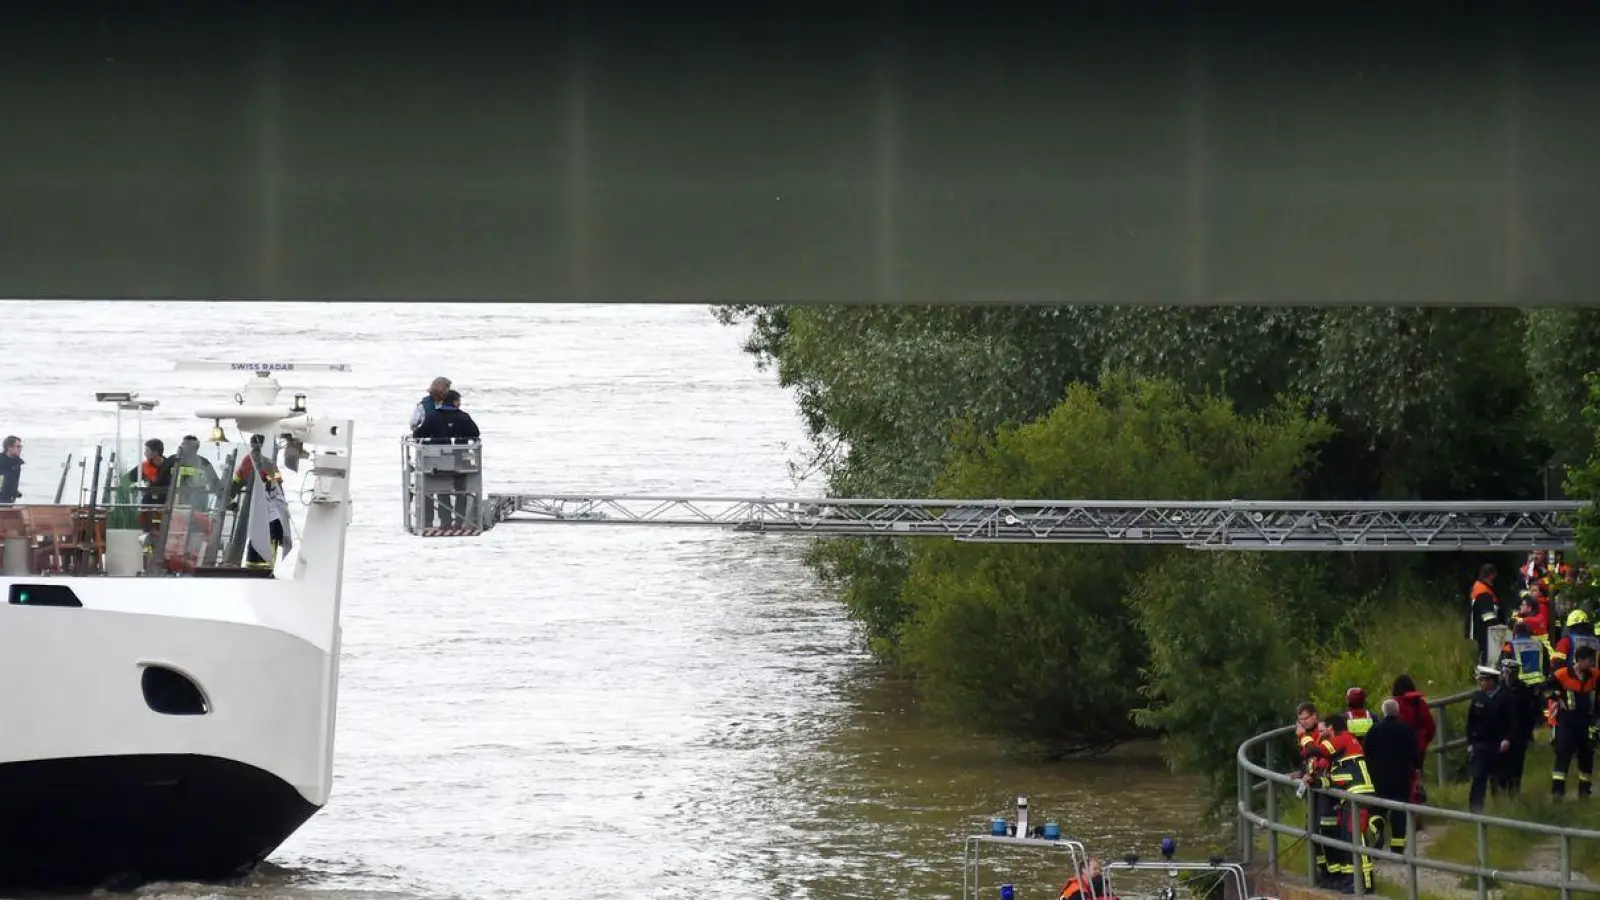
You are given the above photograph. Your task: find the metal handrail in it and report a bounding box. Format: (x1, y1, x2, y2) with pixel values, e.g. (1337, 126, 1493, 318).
(1235, 688, 1600, 900)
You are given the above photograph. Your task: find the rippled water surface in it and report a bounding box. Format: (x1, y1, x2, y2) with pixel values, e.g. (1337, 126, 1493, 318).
(1, 302, 1210, 900)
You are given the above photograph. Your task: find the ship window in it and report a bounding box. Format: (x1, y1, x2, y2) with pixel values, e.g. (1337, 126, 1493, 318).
(7, 584, 82, 607)
(140, 665, 210, 716)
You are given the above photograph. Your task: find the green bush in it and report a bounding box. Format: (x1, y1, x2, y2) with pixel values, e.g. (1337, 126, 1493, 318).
(1131, 551, 1314, 814)
(890, 373, 1335, 754)
(713, 304, 1594, 808)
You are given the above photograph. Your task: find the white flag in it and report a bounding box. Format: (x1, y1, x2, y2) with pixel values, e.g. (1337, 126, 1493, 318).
(268, 475, 294, 555)
(246, 464, 295, 564)
(246, 467, 275, 566)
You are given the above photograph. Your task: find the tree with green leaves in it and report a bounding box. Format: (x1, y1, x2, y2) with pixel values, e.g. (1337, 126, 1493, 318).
(714, 303, 1568, 797)
(888, 374, 1335, 753)
(1565, 372, 1600, 563)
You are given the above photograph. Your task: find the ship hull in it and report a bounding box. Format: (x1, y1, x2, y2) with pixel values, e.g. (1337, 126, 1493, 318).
(0, 574, 342, 892)
(0, 753, 319, 891)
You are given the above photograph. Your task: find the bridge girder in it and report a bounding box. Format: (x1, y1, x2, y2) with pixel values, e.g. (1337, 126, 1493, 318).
(4, 2, 1599, 306)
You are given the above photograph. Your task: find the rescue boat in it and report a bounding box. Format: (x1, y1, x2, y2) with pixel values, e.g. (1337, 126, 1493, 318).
(0, 363, 353, 892)
(962, 796, 1281, 900)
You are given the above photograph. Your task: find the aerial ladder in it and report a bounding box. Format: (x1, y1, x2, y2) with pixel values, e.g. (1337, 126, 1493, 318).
(400, 439, 1583, 551)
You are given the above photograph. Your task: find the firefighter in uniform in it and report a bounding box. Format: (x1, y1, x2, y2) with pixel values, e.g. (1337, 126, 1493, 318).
(1324, 714, 1378, 894)
(1295, 701, 1340, 888)
(1344, 688, 1375, 738)
(1554, 610, 1600, 671)
(1513, 585, 1554, 655)
(1469, 564, 1502, 665)
(1550, 645, 1600, 799)
(157, 435, 221, 573)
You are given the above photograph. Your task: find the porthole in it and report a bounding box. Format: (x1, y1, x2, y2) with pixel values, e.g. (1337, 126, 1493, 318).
(140, 665, 210, 716)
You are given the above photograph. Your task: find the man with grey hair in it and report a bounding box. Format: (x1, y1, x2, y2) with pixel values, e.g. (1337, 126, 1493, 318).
(410, 376, 452, 432)
(1363, 695, 1421, 852)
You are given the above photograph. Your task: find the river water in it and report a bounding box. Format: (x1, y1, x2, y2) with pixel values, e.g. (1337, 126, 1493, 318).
(3, 302, 1210, 900)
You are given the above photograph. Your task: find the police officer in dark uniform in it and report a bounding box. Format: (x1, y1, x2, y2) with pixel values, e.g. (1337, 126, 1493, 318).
(1496, 656, 1542, 797)
(1465, 665, 1513, 812)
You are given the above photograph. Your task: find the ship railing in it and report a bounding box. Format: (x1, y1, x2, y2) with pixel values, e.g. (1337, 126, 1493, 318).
(1236, 688, 1600, 900)
(0, 438, 304, 576)
(961, 833, 1092, 900)
(1103, 857, 1262, 900)
(0, 499, 269, 578)
(401, 437, 485, 536)
(0, 440, 282, 577)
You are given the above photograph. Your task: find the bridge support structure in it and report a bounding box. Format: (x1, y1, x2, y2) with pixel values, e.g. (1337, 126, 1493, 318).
(400, 440, 1582, 551)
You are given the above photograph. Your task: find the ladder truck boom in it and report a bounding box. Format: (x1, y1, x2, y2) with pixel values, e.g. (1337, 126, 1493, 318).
(400, 439, 1581, 551)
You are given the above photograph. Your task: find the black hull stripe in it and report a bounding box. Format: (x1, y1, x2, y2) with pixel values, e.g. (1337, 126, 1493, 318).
(0, 753, 319, 893)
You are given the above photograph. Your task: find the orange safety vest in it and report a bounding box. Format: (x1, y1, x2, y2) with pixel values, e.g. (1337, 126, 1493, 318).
(140, 459, 161, 482)
(1061, 875, 1110, 900)
(1549, 667, 1600, 728)
(1471, 581, 1499, 631)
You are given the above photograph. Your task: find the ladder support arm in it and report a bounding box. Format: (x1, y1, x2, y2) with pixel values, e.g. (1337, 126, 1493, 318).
(481, 493, 1582, 551)
(400, 438, 1582, 550)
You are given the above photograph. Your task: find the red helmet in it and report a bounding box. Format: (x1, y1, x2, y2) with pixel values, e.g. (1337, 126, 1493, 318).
(1345, 687, 1367, 708)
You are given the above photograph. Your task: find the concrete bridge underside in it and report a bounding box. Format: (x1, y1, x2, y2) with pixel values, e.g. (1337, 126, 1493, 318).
(3, 2, 1598, 306)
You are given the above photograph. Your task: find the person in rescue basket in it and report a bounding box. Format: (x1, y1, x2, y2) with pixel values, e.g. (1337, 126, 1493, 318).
(410, 376, 451, 432)
(413, 389, 480, 444)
